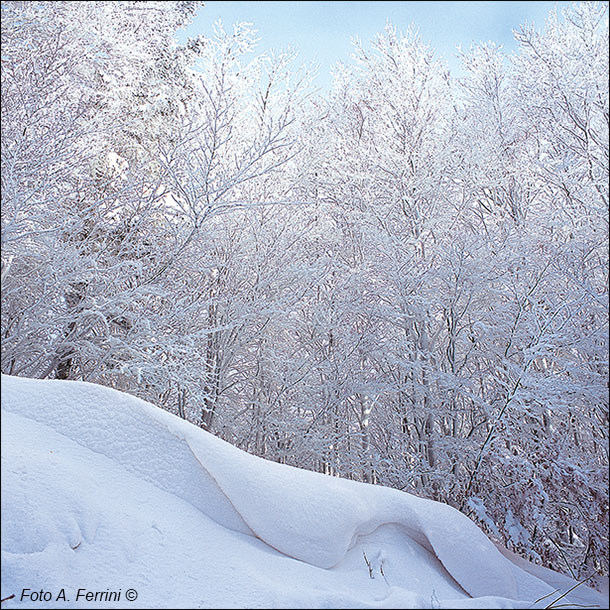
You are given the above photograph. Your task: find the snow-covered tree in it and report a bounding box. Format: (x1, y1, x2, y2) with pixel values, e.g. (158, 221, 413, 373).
(2, 0, 607, 583)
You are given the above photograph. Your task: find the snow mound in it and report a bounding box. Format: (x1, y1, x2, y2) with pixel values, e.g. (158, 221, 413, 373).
(1, 375, 607, 609)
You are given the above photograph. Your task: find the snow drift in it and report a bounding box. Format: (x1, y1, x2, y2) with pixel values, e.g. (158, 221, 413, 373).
(1, 374, 607, 609)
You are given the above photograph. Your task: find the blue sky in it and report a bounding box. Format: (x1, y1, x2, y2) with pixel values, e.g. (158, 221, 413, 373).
(181, 1, 572, 89)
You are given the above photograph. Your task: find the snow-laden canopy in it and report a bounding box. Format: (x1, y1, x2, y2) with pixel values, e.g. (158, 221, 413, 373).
(1, 375, 607, 609)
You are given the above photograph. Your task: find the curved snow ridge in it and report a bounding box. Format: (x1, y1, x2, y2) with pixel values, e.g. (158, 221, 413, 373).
(183, 430, 550, 601)
(1, 375, 605, 608)
(182, 428, 605, 606)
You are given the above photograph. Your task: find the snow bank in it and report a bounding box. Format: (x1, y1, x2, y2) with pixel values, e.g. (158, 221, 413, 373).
(2, 375, 607, 609)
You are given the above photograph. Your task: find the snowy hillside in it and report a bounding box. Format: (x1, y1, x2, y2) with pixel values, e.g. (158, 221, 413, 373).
(1, 375, 607, 609)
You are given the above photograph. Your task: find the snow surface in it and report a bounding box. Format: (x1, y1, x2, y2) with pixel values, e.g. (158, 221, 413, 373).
(1, 374, 607, 609)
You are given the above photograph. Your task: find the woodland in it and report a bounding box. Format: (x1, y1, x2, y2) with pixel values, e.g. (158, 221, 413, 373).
(1, 1, 608, 581)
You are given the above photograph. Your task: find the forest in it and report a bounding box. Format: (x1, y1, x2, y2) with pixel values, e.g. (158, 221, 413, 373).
(1, 1, 608, 583)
